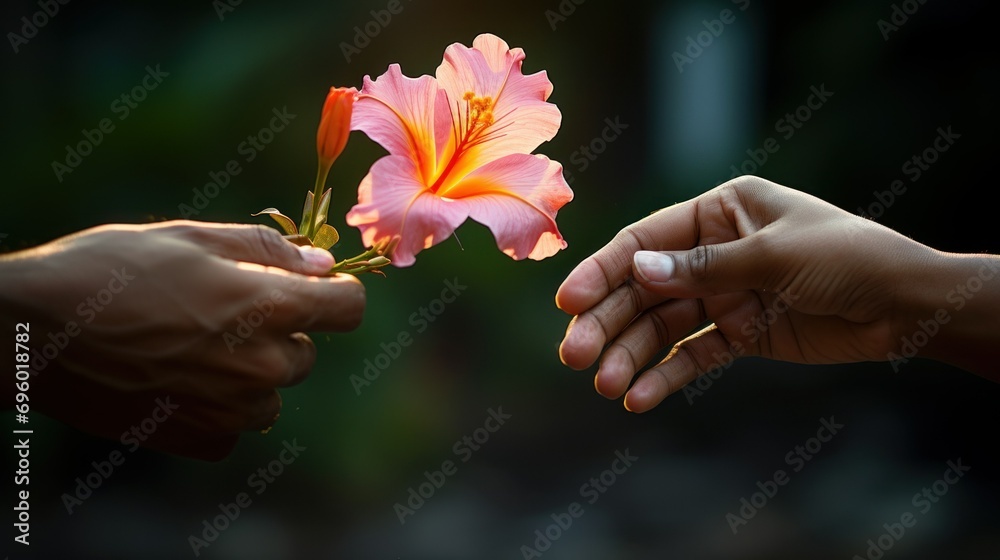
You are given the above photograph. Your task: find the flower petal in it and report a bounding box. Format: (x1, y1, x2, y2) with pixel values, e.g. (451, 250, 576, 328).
(446, 153, 573, 261)
(435, 34, 561, 166)
(352, 64, 441, 183)
(346, 155, 469, 267)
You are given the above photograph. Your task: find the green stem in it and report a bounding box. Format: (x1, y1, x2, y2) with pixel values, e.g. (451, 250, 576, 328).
(328, 245, 391, 276)
(340, 247, 378, 265)
(331, 261, 389, 275)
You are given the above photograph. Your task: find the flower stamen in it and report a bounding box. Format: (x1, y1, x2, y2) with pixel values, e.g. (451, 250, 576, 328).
(431, 91, 499, 194)
(463, 91, 496, 134)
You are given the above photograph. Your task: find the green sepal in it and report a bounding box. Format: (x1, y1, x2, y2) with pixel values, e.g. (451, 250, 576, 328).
(299, 191, 315, 236)
(314, 188, 332, 233)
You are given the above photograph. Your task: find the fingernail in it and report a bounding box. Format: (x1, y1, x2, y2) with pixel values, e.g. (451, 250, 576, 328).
(634, 251, 674, 282)
(298, 246, 335, 270)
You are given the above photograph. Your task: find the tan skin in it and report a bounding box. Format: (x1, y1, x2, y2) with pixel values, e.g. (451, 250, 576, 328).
(557, 176, 1000, 413)
(1, 222, 365, 461)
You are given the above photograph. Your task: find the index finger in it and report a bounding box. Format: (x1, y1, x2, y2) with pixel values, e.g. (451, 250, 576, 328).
(233, 263, 367, 332)
(279, 273, 366, 332)
(555, 200, 698, 316)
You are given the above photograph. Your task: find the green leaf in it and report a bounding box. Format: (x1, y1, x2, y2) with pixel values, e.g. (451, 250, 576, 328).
(299, 191, 315, 236)
(314, 188, 332, 232)
(252, 208, 298, 236)
(313, 224, 340, 250)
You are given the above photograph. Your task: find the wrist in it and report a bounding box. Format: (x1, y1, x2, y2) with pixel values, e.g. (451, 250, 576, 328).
(893, 249, 1000, 377)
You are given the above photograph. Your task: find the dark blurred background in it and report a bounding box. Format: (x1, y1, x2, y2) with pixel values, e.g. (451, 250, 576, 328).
(2, 0, 998, 558)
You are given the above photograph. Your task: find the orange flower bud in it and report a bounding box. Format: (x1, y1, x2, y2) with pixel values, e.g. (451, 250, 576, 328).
(317, 86, 357, 168)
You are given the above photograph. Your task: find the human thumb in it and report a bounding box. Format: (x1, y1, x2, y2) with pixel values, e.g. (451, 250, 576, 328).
(632, 237, 769, 298)
(209, 225, 336, 276)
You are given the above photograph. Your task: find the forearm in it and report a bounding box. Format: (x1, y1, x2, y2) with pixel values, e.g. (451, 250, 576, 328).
(899, 251, 1000, 379)
(1, 254, 35, 408)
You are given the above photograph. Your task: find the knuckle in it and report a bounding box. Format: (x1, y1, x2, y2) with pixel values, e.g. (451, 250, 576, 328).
(614, 224, 652, 251)
(652, 367, 675, 397)
(611, 226, 648, 276)
(647, 309, 671, 347)
(721, 175, 780, 215)
(622, 278, 644, 315)
(253, 224, 280, 244)
(611, 228, 636, 258)
(688, 244, 714, 282)
(675, 341, 711, 374)
(724, 174, 769, 194)
(167, 221, 215, 244)
(749, 228, 777, 260)
(607, 343, 638, 374)
(254, 225, 294, 261)
(583, 310, 611, 347)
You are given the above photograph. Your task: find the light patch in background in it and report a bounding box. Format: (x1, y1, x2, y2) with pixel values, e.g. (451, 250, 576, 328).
(652, 1, 762, 199)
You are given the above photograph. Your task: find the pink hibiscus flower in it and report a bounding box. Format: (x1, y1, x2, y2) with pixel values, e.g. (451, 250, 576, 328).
(345, 33, 574, 267)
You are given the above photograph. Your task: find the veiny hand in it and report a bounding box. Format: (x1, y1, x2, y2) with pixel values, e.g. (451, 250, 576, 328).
(556, 176, 999, 413)
(1, 221, 365, 460)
